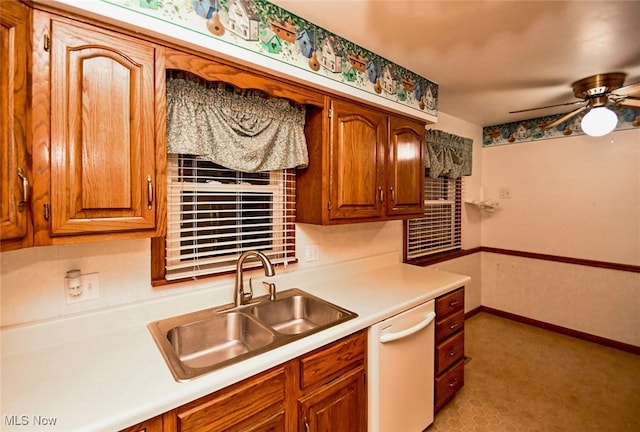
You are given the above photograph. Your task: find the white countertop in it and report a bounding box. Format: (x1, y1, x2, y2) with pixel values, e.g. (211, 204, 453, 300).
(0, 253, 470, 432)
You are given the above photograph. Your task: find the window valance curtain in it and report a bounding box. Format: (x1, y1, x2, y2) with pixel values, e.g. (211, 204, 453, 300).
(425, 129, 473, 179)
(166, 72, 308, 172)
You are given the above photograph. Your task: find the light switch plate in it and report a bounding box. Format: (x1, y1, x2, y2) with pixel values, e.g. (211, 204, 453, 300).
(305, 245, 320, 262)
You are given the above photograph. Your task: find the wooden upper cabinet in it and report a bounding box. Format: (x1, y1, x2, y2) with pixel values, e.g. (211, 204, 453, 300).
(387, 115, 425, 216)
(297, 98, 425, 225)
(33, 12, 160, 239)
(0, 0, 32, 251)
(328, 99, 387, 220)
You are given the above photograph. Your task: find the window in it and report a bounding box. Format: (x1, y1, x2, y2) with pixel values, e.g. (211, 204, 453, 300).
(162, 154, 296, 281)
(405, 171, 462, 260)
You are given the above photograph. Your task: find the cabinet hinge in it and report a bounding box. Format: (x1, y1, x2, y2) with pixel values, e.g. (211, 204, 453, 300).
(43, 203, 50, 221)
(43, 34, 50, 52)
(328, 108, 333, 118)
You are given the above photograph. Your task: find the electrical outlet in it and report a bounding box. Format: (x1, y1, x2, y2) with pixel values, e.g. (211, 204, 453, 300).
(305, 244, 320, 262)
(65, 272, 100, 304)
(499, 187, 512, 199)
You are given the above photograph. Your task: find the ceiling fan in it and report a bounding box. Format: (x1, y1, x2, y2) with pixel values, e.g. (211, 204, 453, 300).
(510, 72, 640, 134)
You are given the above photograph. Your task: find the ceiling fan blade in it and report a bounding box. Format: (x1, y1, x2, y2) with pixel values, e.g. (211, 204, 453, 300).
(509, 100, 585, 114)
(612, 82, 640, 97)
(540, 106, 588, 130)
(617, 97, 640, 108)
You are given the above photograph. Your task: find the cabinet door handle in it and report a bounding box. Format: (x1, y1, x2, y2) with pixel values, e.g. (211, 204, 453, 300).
(146, 175, 153, 209)
(378, 186, 384, 202)
(389, 186, 395, 202)
(304, 417, 310, 432)
(17, 168, 29, 212)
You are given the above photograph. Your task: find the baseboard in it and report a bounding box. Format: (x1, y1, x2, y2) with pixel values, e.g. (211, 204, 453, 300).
(465, 306, 640, 356)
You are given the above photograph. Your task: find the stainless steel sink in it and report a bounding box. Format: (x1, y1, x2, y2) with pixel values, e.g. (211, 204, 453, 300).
(148, 289, 357, 381)
(166, 312, 274, 369)
(250, 293, 353, 335)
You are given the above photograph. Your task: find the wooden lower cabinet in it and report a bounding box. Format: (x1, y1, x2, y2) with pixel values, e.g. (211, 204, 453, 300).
(298, 367, 366, 432)
(297, 331, 367, 432)
(434, 287, 465, 411)
(122, 331, 367, 432)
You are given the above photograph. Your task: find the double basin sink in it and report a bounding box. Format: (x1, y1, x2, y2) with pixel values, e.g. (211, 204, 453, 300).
(148, 288, 357, 381)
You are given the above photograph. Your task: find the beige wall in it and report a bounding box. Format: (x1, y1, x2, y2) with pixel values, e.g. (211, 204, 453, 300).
(481, 128, 640, 265)
(479, 128, 640, 346)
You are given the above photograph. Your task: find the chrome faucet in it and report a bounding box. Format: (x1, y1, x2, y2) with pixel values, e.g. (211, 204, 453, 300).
(234, 250, 276, 306)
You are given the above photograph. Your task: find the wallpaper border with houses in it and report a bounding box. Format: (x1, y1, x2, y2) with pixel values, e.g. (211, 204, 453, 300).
(483, 106, 640, 147)
(101, 0, 439, 118)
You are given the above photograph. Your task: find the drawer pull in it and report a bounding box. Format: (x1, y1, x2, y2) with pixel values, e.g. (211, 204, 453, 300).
(449, 323, 459, 330)
(448, 351, 457, 357)
(147, 175, 153, 209)
(17, 168, 29, 212)
(448, 378, 458, 388)
(449, 300, 459, 307)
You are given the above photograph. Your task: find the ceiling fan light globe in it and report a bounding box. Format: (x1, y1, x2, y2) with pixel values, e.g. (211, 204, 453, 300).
(581, 107, 618, 137)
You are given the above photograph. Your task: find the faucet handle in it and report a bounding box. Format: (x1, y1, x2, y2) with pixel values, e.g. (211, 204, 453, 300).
(263, 281, 277, 301)
(245, 277, 255, 302)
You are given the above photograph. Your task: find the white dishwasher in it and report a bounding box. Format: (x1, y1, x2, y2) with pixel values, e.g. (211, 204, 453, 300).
(368, 300, 436, 432)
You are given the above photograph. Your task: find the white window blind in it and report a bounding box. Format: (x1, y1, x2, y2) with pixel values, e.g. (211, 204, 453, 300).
(165, 154, 296, 280)
(406, 175, 462, 259)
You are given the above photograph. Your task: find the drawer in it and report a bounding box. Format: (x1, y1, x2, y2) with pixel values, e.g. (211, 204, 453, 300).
(175, 366, 285, 432)
(436, 330, 464, 374)
(436, 309, 464, 343)
(435, 288, 464, 320)
(435, 359, 464, 411)
(299, 330, 365, 390)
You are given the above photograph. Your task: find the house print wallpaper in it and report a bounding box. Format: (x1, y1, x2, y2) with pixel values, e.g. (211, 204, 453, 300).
(103, 0, 439, 117)
(483, 105, 640, 147)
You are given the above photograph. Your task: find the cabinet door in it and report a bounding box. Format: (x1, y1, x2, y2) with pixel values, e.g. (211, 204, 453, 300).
(328, 99, 386, 220)
(48, 17, 157, 235)
(0, 0, 31, 250)
(387, 115, 425, 216)
(298, 366, 366, 432)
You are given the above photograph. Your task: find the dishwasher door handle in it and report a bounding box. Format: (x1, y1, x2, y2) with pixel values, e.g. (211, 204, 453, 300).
(379, 311, 436, 343)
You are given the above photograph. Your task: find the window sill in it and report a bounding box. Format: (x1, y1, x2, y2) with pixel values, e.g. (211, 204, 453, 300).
(405, 247, 480, 267)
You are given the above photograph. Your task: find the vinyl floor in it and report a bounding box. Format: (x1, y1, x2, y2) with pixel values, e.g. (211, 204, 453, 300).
(426, 312, 640, 432)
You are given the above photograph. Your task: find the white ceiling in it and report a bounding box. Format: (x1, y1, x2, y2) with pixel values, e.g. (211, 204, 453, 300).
(270, 0, 640, 127)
